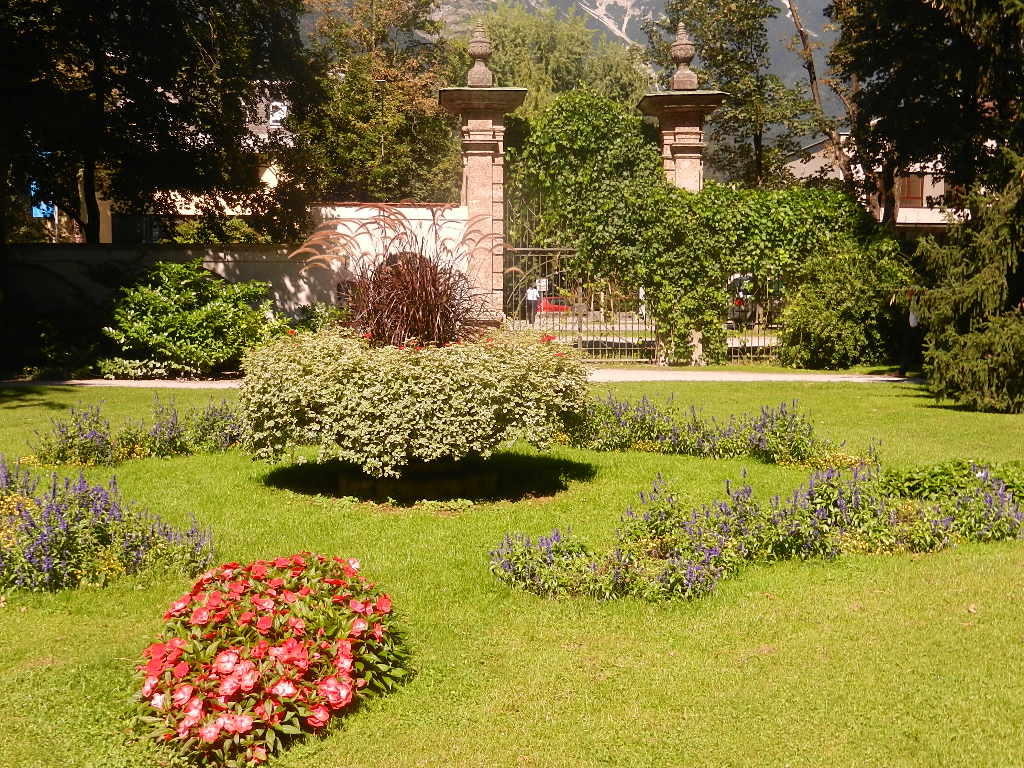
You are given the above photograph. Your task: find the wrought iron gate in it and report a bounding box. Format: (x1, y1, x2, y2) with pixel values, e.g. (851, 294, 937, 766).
(503, 247, 658, 362)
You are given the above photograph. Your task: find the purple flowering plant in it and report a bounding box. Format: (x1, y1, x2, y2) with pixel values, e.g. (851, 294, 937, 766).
(0, 456, 212, 591)
(490, 461, 1023, 602)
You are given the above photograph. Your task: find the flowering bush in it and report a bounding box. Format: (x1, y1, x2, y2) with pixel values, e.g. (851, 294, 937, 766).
(33, 399, 243, 465)
(571, 395, 838, 465)
(0, 457, 212, 590)
(133, 554, 411, 766)
(490, 462, 1024, 601)
(240, 329, 588, 477)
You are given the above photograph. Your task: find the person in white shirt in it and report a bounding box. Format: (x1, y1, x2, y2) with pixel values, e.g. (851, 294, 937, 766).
(525, 285, 540, 324)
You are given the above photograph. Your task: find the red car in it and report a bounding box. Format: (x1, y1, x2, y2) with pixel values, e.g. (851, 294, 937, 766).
(539, 296, 571, 313)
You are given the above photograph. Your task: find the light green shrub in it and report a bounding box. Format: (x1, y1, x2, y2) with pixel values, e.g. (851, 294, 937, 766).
(240, 330, 590, 477)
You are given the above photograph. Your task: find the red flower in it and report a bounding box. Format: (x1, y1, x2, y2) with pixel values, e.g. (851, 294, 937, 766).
(250, 562, 268, 579)
(255, 614, 274, 634)
(251, 596, 274, 611)
(375, 594, 392, 614)
(286, 328, 297, 336)
(163, 597, 190, 618)
(172, 661, 191, 679)
(189, 607, 211, 626)
(317, 676, 353, 710)
(238, 611, 255, 625)
(306, 704, 330, 728)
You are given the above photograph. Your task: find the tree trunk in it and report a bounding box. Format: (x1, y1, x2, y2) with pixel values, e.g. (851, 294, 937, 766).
(879, 159, 899, 226)
(784, 0, 854, 182)
(753, 132, 764, 187)
(82, 159, 101, 244)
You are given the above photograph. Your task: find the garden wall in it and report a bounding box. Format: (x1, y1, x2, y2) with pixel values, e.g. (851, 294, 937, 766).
(7, 243, 346, 317)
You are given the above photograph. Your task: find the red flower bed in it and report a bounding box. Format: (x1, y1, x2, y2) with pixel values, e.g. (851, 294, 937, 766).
(134, 553, 411, 766)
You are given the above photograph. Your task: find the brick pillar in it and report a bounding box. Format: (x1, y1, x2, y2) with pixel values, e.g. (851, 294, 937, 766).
(637, 24, 725, 193)
(439, 25, 526, 316)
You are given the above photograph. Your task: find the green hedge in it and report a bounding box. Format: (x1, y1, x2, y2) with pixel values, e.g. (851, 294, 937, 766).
(240, 330, 589, 477)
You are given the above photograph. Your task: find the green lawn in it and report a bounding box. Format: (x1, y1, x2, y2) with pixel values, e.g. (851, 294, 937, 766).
(0, 382, 1022, 768)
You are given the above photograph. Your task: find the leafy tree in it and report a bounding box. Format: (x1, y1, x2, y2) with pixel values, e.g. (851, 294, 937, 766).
(482, 4, 651, 118)
(290, 0, 462, 203)
(1, 0, 318, 246)
(647, 0, 820, 186)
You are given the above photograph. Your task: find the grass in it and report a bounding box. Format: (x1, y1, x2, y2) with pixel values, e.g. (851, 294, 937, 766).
(0, 382, 1022, 767)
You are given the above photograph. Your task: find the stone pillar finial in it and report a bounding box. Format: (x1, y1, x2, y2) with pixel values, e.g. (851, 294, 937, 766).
(467, 23, 494, 87)
(669, 22, 699, 90)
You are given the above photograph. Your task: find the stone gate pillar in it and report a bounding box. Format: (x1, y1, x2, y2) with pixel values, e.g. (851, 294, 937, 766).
(439, 24, 526, 315)
(637, 24, 725, 192)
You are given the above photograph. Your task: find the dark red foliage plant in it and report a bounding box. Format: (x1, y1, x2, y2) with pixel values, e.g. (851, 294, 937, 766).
(290, 205, 485, 347)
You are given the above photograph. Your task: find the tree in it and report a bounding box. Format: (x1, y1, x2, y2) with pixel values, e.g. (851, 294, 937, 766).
(482, 4, 651, 118)
(289, 0, 462, 203)
(1, 0, 319, 246)
(647, 0, 820, 187)
(826, 0, 1024, 221)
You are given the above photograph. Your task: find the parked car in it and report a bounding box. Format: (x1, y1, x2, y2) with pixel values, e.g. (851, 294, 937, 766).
(539, 296, 571, 313)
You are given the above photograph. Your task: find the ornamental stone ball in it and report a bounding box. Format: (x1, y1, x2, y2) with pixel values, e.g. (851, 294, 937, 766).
(670, 22, 699, 91)
(467, 23, 494, 87)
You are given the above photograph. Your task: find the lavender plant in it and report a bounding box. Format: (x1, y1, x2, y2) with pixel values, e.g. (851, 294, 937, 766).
(33, 399, 243, 465)
(491, 462, 1023, 602)
(0, 456, 213, 591)
(571, 396, 838, 465)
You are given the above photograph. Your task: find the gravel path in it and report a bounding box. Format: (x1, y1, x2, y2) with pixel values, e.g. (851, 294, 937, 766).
(1, 370, 912, 388)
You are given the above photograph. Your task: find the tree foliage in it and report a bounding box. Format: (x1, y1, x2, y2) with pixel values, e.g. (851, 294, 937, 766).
(481, 4, 650, 118)
(1, 0, 318, 245)
(914, 151, 1024, 412)
(290, 0, 462, 203)
(647, 0, 820, 186)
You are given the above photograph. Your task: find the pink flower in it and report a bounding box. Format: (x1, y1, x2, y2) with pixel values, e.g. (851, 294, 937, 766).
(371, 622, 384, 642)
(350, 617, 368, 635)
(218, 676, 241, 697)
(189, 607, 211, 626)
(250, 562, 268, 579)
(251, 597, 274, 611)
(198, 721, 221, 743)
(375, 594, 392, 614)
(317, 676, 353, 709)
(238, 611, 255, 625)
(172, 661, 191, 679)
(256, 615, 274, 634)
(223, 713, 254, 734)
(306, 704, 330, 728)
(171, 685, 194, 708)
(348, 599, 367, 614)
(163, 597, 190, 619)
(142, 676, 159, 697)
(238, 667, 260, 692)
(270, 678, 297, 698)
(213, 650, 239, 675)
(150, 692, 166, 709)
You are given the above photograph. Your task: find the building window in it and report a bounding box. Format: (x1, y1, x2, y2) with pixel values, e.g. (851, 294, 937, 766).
(896, 174, 925, 208)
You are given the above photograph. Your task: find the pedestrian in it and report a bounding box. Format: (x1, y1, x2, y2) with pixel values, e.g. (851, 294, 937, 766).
(525, 285, 540, 324)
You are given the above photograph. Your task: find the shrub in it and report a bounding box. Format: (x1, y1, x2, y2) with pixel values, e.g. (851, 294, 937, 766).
(0, 457, 212, 591)
(490, 462, 1023, 601)
(779, 241, 914, 369)
(101, 259, 289, 376)
(133, 553, 411, 766)
(240, 329, 589, 477)
(571, 395, 837, 464)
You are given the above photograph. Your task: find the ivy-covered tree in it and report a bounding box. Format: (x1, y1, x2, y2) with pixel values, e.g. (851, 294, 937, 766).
(290, 0, 462, 203)
(647, 0, 820, 186)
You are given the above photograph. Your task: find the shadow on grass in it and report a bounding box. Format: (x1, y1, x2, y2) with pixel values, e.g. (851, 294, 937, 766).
(0, 386, 77, 410)
(263, 451, 598, 504)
